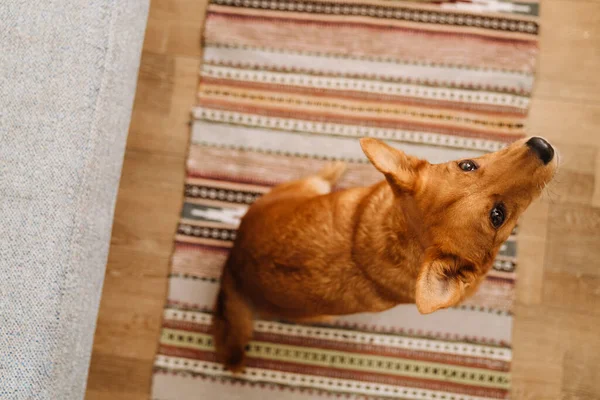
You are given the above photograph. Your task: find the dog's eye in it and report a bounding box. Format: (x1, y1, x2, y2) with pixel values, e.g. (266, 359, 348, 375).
(490, 204, 506, 228)
(458, 160, 478, 172)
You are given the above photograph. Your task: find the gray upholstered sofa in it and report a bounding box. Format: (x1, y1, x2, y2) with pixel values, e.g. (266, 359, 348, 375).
(0, 1, 149, 398)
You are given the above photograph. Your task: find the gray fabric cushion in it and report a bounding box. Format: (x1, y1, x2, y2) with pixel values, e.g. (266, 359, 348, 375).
(0, 1, 149, 398)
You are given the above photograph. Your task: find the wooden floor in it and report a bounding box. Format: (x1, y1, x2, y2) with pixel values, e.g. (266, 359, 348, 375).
(85, 1, 600, 399)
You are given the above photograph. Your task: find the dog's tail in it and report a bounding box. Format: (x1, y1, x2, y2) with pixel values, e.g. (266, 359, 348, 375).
(212, 264, 253, 373)
(317, 161, 347, 185)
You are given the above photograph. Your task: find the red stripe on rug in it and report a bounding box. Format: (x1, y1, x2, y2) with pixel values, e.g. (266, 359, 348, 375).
(197, 98, 525, 142)
(207, 10, 536, 45)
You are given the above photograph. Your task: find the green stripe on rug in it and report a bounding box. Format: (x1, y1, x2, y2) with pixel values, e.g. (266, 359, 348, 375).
(161, 328, 510, 389)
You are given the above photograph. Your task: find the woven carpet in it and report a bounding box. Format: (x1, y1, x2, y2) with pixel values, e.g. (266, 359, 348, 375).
(152, 1, 539, 399)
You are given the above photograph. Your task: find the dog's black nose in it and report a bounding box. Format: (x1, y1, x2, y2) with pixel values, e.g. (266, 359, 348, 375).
(526, 137, 554, 165)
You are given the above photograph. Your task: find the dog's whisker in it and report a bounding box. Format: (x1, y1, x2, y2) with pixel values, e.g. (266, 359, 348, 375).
(542, 184, 560, 204)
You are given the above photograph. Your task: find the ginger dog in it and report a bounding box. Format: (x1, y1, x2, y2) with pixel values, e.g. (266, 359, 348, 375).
(213, 136, 557, 371)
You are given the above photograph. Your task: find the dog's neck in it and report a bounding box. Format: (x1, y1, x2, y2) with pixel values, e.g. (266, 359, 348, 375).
(350, 181, 429, 306)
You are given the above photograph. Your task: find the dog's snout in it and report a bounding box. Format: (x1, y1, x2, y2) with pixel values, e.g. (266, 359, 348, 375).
(526, 137, 554, 165)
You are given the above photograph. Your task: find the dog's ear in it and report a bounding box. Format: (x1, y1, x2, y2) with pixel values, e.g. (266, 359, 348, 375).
(360, 138, 420, 192)
(415, 252, 474, 314)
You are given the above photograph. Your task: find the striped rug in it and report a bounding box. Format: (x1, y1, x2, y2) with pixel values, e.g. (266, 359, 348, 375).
(152, 1, 539, 399)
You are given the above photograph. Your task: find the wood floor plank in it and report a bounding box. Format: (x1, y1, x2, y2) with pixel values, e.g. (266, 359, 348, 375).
(109, 152, 184, 255)
(143, 17, 170, 54)
(515, 202, 549, 306)
(92, 278, 166, 361)
(545, 203, 600, 277)
(128, 55, 199, 155)
(150, 0, 209, 22)
(512, 304, 600, 400)
(543, 270, 600, 317)
(562, 341, 600, 400)
(541, 203, 600, 314)
(166, 20, 204, 57)
(130, 51, 175, 118)
(529, 98, 600, 147)
(86, 354, 153, 397)
(85, 2, 206, 399)
(87, 152, 184, 394)
(536, 0, 600, 103)
(594, 151, 600, 208)
(540, 143, 597, 205)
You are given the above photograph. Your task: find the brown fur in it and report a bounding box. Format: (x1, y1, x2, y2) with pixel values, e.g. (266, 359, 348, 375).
(212, 137, 558, 371)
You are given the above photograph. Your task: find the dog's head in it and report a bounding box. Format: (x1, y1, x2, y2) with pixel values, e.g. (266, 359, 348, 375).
(360, 137, 557, 314)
